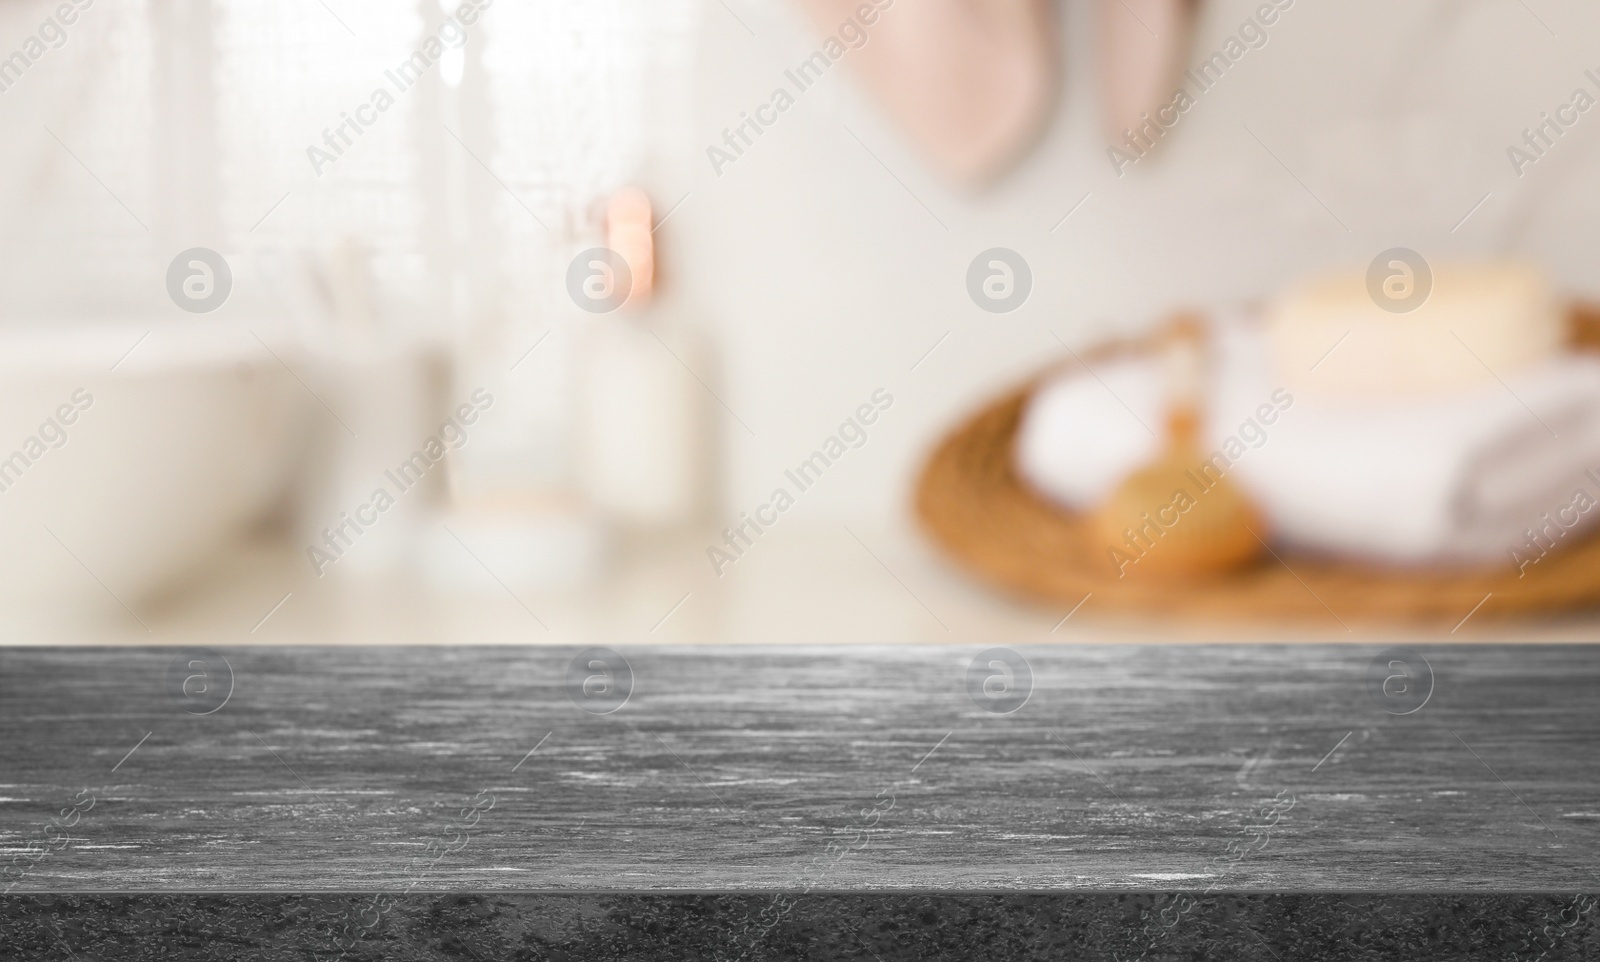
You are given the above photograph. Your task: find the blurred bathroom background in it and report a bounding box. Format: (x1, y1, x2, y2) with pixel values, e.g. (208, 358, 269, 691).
(2, 0, 1599, 645)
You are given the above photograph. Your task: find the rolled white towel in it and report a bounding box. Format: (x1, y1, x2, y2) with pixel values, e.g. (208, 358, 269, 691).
(1015, 354, 1166, 512)
(1015, 317, 1600, 566)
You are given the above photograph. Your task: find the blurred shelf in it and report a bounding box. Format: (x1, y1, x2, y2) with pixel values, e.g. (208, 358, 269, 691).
(9, 521, 1600, 646)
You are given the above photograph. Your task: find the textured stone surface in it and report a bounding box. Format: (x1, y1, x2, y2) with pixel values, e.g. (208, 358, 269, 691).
(3, 894, 1599, 960)
(3, 645, 1599, 891)
(3, 645, 1598, 957)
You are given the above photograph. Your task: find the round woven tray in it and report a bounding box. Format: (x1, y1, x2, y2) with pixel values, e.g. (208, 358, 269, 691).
(915, 307, 1600, 626)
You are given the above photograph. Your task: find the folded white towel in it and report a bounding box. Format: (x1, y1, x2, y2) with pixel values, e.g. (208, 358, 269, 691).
(1015, 316, 1600, 566)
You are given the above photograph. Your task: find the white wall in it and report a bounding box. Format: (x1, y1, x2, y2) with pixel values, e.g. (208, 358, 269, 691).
(671, 0, 1600, 525)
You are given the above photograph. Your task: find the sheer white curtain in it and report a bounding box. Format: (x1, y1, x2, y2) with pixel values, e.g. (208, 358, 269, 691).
(0, 0, 698, 500)
(0, 0, 156, 319)
(0, 0, 698, 337)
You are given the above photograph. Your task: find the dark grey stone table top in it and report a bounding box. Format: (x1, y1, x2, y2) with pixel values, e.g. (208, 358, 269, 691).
(2, 644, 1597, 894)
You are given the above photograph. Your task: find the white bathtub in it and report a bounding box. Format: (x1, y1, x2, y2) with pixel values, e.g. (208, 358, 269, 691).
(0, 320, 311, 624)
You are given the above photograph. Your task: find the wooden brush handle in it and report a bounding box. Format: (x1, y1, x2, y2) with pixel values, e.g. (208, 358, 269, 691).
(1161, 313, 1206, 445)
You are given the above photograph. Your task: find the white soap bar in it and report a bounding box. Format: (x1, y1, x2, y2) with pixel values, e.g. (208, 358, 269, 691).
(1267, 263, 1564, 398)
